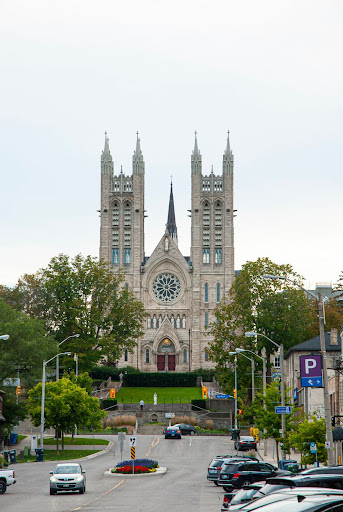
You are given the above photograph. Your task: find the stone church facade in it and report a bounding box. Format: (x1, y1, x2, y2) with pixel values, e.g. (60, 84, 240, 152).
(99, 132, 235, 372)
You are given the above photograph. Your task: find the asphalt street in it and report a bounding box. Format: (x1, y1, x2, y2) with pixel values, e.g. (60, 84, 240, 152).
(1, 434, 234, 512)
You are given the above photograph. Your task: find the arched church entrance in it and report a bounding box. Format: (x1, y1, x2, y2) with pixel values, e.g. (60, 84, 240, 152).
(157, 338, 176, 371)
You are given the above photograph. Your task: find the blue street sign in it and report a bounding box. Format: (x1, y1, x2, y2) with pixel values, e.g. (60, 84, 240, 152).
(215, 394, 232, 399)
(275, 406, 292, 414)
(310, 442, 317, 453)
(301, 376, 323, 388)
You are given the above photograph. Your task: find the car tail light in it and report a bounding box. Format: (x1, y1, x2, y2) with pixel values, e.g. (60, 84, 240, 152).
(177, 430, 181, 433)
(13, 471, 15, 477)
(223, 496, 229, 503)
(233, 473, 241, 478)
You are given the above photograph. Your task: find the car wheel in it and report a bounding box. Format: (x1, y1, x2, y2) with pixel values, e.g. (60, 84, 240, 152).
(190, 430, 195, 435)
(242, 480, 251, 487)
(49, 488, 55, 495)
(79, 486, 85, 494)
(223, 486, 232, 492)
(0, 482, 7, 494)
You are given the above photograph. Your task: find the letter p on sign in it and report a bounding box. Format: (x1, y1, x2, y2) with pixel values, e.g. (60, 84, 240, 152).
(305, 358, 317, 374)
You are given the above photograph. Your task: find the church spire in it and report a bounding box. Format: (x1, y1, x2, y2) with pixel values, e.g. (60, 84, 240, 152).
(166, 181, 178, 245)
(132, 131, 145, 174)
(101, 131, 113, 175)
(223, 130, 234, 175)
(191, 131, 202, 174)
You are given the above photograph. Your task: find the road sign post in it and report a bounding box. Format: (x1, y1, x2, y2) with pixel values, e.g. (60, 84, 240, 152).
(275, 406, 292, 414)
(130, 436, 136, 475)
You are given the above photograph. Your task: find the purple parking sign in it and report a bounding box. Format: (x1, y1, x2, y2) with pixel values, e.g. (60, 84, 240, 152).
(300, 355, 323, 387)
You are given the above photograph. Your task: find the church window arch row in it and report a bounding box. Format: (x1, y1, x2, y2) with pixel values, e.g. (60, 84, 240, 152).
(202, 180, 211, 192)
(202, 201, 210, 264)
(112, 201, 120, 265)
(214, 180, 223, 192)
(146, 313, 187, 329)
(123, 201, 132, 265)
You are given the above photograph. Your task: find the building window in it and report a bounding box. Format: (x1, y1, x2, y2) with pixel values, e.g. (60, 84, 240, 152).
(183, 348, 187, 364)
(215, 248, 222, 264)
(204, 312, 208, 328)
(125, 282, 129, 291)
(145, 349, 150, 364)
(124, 249, 131, 264)
(204, 283, 209, 303)
(274, 356, 280, 369)
(124, 350, 128, 362)
(203, 249, 210, 264)
(112, 249, 119, 265)
(204, 349, 209, 362)
(216, 283, 220, 303)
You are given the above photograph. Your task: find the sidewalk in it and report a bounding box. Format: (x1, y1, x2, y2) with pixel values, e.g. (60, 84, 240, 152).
(257, 439, 303, 467)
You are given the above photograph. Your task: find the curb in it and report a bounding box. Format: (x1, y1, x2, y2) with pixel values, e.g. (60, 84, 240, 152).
(104, 466, 167, 476)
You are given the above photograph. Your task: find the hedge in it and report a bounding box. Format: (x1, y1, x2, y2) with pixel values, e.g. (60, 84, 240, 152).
(123, 372, 198, 387)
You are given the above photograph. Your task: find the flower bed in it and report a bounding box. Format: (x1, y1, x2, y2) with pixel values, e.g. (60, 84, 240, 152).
(112, 458, 159, 474)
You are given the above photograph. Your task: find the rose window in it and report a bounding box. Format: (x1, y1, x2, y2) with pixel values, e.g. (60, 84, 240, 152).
(152, 273, 181, 302)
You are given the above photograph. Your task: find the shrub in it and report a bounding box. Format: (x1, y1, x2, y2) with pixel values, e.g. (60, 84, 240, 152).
(116, 458, 158, 469)
(114, 465, 151, 474)
(205, 419, 214, 430)
(124, 372, 197, 387)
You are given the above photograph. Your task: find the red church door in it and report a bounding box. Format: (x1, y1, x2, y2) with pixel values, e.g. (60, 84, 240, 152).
(168, 355, 175, 371)
(157, 355, 165, 371)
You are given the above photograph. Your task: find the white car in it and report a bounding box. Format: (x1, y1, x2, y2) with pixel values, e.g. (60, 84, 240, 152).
(49, 463, 86, 495)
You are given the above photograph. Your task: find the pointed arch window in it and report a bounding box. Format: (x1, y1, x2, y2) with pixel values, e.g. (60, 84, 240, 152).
(202, 202, 210, 262)
(204, 312, 209, 328)
(204, 283, 209, 303)
(204, 349, 209, 362)
(216, 283, 220, 303)
(124, 350, 128, 362)
(112, 202, 120, 266)
(183, 348, 188, 364)
(145, 348, 150, 364)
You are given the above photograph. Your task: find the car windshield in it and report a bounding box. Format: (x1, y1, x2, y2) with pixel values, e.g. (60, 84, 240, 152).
(230, 488, 260, 505)
(55, 465, 80, 474)
(255, 483, 294, 497)
(221, 464, 241, 473)
(210, 460, 225, 468)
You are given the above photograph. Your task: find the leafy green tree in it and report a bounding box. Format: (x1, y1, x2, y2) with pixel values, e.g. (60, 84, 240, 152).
(207, 258, 316, 392)
(63, 370, 93, 395)
(16, 254, 146, 370)
(289, 417, 327, 465)
(27, 377, 106, 452)
(1, 389, 28, 437)
(240, 382, 300, 463)
(0, 298, 56, 387)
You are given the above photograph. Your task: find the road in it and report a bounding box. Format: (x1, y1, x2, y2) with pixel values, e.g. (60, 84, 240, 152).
(1, 434, 234, 512)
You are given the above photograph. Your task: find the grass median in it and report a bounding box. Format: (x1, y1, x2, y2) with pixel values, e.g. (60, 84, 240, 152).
(116, 387, 202, 403)
(43, 437, 109, 445)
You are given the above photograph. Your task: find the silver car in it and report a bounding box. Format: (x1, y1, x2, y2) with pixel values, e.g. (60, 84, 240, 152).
(49, 463, 86, 495)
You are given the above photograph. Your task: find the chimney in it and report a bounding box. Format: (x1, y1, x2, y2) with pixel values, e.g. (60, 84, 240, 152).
(330, 328, 338, 345)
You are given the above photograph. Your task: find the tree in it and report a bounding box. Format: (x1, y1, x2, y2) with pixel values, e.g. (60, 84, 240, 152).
(207, 258, 317, 392)
(16, 254, 146, 370)
(289, 417, 327, 465)
(0, 298, 56, 387)
(27, 377, 106, 452)
(1, 389, 28, 437)
(239, 382, 300, 463)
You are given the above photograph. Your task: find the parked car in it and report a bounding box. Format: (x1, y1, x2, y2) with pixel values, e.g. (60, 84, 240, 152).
(164, 426, 181, 439)
(234, 436, 257, 451)
(218, 460, 287, 490)
(253, 473, 343, 499)
(0, 468, 16, 494)
(300, 466, 343, 476)
(228, 487, 343, 512)
(49, 463, 86, 495)
(221, 483, 264, 511)
(207, 456, 260, 486)
(173, 423, 196, 435)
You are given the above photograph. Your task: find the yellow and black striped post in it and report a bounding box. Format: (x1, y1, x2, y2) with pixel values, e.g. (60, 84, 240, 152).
(131, 446, 135, 460)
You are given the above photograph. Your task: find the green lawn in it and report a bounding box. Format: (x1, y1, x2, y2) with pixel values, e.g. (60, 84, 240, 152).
(16, 449, 101, 463)
(43, 437, 109, 445)
(116, 387, 202, 403)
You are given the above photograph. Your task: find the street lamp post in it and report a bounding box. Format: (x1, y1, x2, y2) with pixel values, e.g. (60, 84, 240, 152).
(263, 273, 334, 465)
(229, 352, 238, 428)
(236, 348, 267, 402)
(56, 334, 80, 381)
(232, 350, 255, 401)
(245, 331, 285, 438)
(40, 352, 71, 449)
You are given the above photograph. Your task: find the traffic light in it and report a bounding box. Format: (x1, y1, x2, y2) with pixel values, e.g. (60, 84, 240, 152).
(16, 385, 21, 396)
(238, 409, 243, 415)
(202, 386, 208, 399)
(110, 388, 116, 399)
(233, 388, 237, 399)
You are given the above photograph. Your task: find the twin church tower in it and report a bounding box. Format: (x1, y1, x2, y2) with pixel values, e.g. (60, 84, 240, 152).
(99, 133, 235, 371)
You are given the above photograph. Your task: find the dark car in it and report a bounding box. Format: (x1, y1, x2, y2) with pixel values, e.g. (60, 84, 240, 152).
(221, 483, 264, 511)
(229, 487, 343, 512)
(218, 461, 286, 490)
(300, 466, 343, 476)
(207, 456, 259, 485)
(234, 436, 257, 451)
(253, 473, 343, 499)
(164, 426, 181, 439)
(173, 423, 196, 435)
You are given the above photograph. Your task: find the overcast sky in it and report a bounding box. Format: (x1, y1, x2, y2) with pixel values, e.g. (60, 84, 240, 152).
(1, 0, 342, 290)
